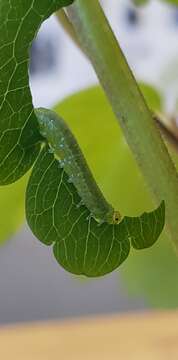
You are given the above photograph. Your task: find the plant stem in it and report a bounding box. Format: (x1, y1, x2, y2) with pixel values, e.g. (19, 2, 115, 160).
(56, 9, 178, 155)
(56, 9, 81, 50)
(67, 0, 178, 248)
(57, 7, 178, 152)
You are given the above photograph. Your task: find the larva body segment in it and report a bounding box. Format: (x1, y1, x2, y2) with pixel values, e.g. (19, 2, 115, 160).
(35, 108, 120, 224)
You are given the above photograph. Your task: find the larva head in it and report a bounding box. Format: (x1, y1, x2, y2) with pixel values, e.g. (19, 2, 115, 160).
(112, 211, 122, 224)
(106, 209, 122, 224)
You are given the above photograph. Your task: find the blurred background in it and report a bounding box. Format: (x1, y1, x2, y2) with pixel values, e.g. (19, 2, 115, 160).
(1, 0, 178, 324)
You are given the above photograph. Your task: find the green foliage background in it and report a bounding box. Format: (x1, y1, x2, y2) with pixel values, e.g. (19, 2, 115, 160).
(0, 174, 27, 244)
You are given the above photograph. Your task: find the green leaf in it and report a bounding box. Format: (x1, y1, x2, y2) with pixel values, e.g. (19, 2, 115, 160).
(26, 146, 165, 277)
(0, 0, 74, 185)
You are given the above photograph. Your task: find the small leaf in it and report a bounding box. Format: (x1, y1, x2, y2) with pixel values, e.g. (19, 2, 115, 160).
(0, 0, 74, 185)
(26, 146, 165, 277)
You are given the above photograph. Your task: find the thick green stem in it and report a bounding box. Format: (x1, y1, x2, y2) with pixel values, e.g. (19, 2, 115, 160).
(67, 0, 178, 248)
(56, 9, 81, 50)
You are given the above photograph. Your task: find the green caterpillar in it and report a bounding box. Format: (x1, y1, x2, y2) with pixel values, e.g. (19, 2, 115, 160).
(35, 108, 121, 225)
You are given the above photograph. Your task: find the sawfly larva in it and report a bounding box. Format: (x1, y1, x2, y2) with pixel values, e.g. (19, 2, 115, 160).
(35, 108, 122, 224)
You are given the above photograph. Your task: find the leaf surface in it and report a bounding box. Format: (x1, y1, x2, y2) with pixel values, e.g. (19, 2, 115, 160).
(26, 146, 165, 277)
(0, 0, 74, 184)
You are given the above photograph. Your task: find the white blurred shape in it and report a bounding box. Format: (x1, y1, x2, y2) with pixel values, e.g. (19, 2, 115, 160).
(30, 0, 178, 111)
